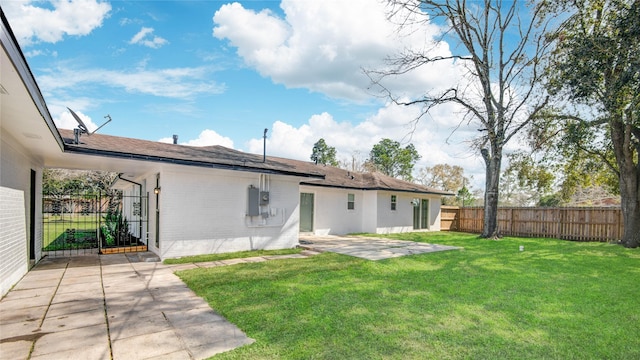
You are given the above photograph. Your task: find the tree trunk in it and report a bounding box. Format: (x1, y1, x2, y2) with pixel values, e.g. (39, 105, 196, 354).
(481, 147, 502, 238)
(620, 193, 640, 248)
(610, 120, 640, 248)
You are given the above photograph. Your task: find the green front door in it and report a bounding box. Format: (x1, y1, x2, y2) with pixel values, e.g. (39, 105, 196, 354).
(300, 193, 314, 232)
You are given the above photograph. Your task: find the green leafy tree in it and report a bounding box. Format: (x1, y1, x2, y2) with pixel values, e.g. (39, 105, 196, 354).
(369, 0, 558, 238)
(544, 0, 640, 247)
(43, 169, 119, 217)
(499, 152, 555, 206)
(367, 138, 421, 180)
(456, 186, 478, 207)
(538, 194, 563, 207)
(310, 138, 339, 166)
(555, 148, 619, 202)
(43, 169, 118, 195)
(43, 170, 64, 195)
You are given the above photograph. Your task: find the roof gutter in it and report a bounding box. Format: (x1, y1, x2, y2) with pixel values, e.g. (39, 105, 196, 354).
(114, 173, 142, 189)
(300, 182, 454, 196)
(113, 174, 144, 242)
(64, 145, 325, 180)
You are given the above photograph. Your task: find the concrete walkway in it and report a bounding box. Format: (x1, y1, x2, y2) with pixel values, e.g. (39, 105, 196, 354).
(300, 235, 461, 260)
(0, 252, 321, 360)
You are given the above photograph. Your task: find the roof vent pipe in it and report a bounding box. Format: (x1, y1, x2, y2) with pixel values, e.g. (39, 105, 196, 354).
(263, 128, 268, 163)
(173, 135, 178, 144)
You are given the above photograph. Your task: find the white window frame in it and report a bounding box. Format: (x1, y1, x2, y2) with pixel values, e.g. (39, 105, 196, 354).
(347, 193, 355, 210)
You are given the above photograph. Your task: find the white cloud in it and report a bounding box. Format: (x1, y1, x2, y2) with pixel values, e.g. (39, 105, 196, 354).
(24, 49, 44, 57)
(212, 0, 454, 102)
(120, 17, 142, 26)
(54, 108, 99, 132)
(37, 65, 225, 99)
(1, 0, 111, 46)
(24, 48, 58, 58)
(130, 27, 153, 43)
(129, 27, 168, 49)
(213, 3, 291, 54)
(159, 129, 234, 148)
(241, 104, 486, 188)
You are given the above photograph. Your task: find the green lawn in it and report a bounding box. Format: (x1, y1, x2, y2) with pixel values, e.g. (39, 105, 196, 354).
(164, 248, 302, 264)
(176, 232, 640, 359)
(43, 214, 99, 249)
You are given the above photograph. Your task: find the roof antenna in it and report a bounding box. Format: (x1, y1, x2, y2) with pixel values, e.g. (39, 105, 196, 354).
(263, 128, 268, 162)
(67, 107, 112, 144)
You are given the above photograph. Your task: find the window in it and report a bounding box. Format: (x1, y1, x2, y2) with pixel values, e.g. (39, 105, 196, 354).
(391, 195, 397, 210)
(347, 193, 355, 210)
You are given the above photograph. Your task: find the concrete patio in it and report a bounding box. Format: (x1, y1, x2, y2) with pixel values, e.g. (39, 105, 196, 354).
(0, 252, 259, 360)
(300, 234, 461, 260)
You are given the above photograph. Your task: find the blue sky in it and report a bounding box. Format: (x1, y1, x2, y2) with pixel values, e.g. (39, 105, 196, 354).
(2, 0, 500, 189)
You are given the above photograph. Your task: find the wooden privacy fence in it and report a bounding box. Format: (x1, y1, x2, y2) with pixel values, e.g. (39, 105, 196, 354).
(440, 206, 624, 242)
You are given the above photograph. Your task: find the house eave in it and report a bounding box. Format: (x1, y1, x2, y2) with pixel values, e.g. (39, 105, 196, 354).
(300, 182, 454, 196)
(63, 144, 325, 179)
(1, 9, 66, 165)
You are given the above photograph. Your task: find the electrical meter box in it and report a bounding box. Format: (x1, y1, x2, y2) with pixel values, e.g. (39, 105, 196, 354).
(260, 191, 270, 205)
(247, 186, 259, 216)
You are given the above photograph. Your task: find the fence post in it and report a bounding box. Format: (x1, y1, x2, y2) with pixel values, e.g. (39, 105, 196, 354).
(558, 208, 563, 240)
(617, 208, 622, 240)
(510, 208, 514, 237)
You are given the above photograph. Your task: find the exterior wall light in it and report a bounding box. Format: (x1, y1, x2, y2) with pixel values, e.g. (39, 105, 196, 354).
(154, 187, 161, 194)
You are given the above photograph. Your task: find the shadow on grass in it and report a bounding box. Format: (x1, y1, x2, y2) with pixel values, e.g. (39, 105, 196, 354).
(43, 229, 98, 251)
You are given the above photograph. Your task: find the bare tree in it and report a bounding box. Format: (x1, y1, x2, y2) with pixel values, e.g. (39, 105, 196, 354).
(339, 151, 370, 173)
(418, 164, 467, 192)
(418, 164, 472, 205)
(368, 0, 557, 238)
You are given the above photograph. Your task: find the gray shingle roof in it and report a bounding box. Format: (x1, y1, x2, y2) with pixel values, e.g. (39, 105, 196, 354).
(58, 129, 452, 196)
(284, 159, 453, 196)
(59, 129, 324, 178)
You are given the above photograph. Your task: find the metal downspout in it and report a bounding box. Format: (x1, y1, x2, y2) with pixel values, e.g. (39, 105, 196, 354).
(116, 174, 144, 245)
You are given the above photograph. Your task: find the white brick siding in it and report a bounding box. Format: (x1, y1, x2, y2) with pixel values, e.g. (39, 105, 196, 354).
(375, 191, 416, 233)
(429, 198, 442, 231)
(375, 192, 442, 233)
(300, 185, 444, 235)
(1, 134, 43, 297)
(301, 186, 368, 235)
(149, 167, 302, 260)
(0, 187, 28, 297)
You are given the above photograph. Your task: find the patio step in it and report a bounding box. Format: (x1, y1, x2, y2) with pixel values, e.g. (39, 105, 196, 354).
(125, 251, 161, 263)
